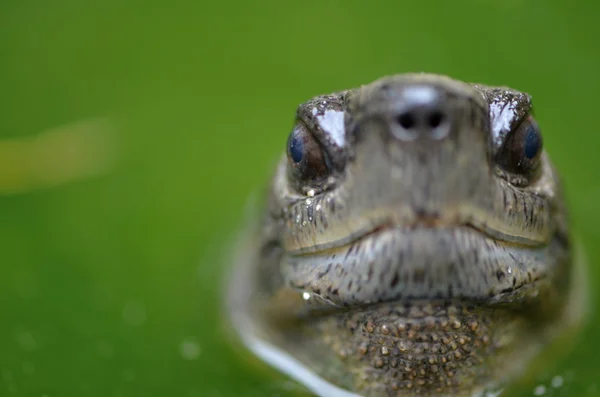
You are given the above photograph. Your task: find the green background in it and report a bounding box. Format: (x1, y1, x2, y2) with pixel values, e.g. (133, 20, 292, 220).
(1, 1, 599, 396)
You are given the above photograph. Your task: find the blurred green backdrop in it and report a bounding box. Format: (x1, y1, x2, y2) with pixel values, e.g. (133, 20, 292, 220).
(1, 1, 599, 396)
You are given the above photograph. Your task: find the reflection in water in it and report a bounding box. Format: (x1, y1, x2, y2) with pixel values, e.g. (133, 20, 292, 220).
(239, 330, 363, 397)
(228, 241, 588, 397)
(0, 118, 117, 194)
(232, 310, 507, 397)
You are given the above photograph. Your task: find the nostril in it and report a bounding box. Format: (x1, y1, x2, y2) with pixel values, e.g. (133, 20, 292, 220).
(428, 111, 445, 128)
(392, 106, 450, 141)
(397, 112, 416, 129)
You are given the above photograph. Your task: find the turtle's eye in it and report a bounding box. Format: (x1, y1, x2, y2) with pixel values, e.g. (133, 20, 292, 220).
(496, 116, 543, 176)
(287, 122, 331, 181)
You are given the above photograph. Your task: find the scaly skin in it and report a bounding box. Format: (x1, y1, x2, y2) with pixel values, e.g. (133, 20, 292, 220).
(228, 74, 577, 397)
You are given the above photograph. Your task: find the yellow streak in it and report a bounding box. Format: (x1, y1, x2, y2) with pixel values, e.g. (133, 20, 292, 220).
(0, 118, 117, 195)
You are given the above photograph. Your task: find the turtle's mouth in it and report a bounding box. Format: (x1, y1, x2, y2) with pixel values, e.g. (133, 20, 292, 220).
(281, 221, 551, 308)
(286, 209, 547, 258)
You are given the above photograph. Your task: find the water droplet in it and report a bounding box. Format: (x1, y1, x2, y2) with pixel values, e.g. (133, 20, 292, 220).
(307, 189, 315, 197)
(305, 198, 312, 206)
(551, 375, 564, 388)
(16, 331, 37, 351)
(179, 337, 202, 360)
(302, 292, 311, 300)
(533, 385, 546, 396)
(122, 300, 146, 326)
(484, 389, 503, 397)
(315, 204, 321, 211)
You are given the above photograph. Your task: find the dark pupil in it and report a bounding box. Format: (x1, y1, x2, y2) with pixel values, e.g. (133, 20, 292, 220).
(289, 134, 304, 163)
(523, 125, 541, 159)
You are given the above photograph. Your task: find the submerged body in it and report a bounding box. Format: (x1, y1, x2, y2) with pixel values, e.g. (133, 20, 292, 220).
(228, 74, 582, 397)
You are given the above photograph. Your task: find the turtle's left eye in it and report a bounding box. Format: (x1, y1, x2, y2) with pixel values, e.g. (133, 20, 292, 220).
(496, 116, 543, 176)
(287, 122, 331, 182)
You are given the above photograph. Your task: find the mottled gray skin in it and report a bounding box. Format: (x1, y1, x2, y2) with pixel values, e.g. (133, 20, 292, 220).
(229, 74, 573, 397)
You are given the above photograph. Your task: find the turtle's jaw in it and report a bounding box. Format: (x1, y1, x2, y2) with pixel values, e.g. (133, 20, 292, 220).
(281, 225, 552, 309)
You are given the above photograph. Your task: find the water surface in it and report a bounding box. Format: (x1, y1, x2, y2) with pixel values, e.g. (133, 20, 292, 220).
(1, 1, 599, 396)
